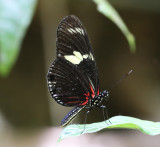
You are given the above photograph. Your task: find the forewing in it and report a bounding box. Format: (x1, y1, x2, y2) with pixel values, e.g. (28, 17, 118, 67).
(56, 15, 99, 94)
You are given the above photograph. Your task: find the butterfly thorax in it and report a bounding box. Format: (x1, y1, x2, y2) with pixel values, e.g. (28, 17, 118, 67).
(88, 90, 109, 107)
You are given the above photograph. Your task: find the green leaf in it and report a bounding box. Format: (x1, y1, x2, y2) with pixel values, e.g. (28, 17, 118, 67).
(0, 0, 37, 77)
(58, 116, 160, 142)
(93, 0, 136, 53)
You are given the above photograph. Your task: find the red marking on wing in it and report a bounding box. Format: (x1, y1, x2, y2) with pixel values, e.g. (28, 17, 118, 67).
(80, 84, 97, 105)
(80, 99, 88, 105)
(67, 101, 83, 104)
(67, 96, 87, 105)
(97, 88, 99, 96)
(84, 92, 89, 97)
(81, 92, 89, 105)
(90, 85, 95, 98)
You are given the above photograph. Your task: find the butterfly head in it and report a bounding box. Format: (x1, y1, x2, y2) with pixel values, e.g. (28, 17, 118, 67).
(101, 90, 110, 101)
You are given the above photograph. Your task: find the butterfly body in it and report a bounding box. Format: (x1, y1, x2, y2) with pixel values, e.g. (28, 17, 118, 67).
(88, 90, 109, 107)
(59, 90, 109, 127)
(47, 15, 109, 127)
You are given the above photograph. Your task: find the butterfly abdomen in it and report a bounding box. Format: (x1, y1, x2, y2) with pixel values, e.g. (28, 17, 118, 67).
(60, 105, 86, 127)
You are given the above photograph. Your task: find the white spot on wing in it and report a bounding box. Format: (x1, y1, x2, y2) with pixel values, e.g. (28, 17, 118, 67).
(83, 54, 88, 59)
(67, 28, 75, 34)
(64, 51, 83, 64)
(64, 55, 82, 64)
(89, 52, 94, 61)
(64, 51, 94, 64)
(73, 51, 83, 60)
(67, 27, 84, 35)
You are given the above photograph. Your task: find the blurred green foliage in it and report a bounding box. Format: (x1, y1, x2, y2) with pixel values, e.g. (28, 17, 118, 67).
(93, 0, 136, 53)
(0, 0, 37, 77)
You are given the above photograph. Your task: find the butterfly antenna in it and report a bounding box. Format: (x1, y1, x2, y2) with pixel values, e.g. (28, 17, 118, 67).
(108, 69, 133, 91)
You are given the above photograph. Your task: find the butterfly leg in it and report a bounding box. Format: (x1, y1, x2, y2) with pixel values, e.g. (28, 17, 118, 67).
(100, 105, 111, 125)
(81, 107, 92, 134)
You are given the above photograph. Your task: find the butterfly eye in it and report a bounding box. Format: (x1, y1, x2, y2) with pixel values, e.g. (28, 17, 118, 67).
(103, 90, 110, 100)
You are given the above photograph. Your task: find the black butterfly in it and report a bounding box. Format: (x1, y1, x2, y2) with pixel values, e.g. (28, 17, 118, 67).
(47, 15, 109, 127)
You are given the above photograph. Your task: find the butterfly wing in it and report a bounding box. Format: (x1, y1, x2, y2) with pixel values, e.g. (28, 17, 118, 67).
(47, 15, 99, 107)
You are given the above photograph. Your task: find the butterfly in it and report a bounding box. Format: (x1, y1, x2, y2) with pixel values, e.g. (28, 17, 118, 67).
(47, 15, 109, 127)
